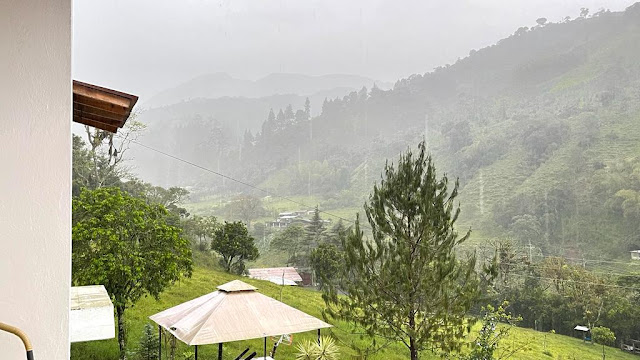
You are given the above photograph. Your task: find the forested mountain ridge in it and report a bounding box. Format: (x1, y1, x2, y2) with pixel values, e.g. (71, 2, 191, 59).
(145, 72, 391, 108)
(138, 4, 640, 259)
(133, 74, 389, 186)
(240, 4, 640, 259)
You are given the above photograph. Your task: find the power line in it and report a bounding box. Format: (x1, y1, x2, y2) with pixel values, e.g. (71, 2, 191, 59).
(496, 261, 640, 278)
(126, 138, 364, 227)
(124, 136, 639, 270)
(508, 273, 640, 292)
(457, 244, 638, 266)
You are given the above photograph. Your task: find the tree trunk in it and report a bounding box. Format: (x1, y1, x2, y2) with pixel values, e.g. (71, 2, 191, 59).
(117, 305, 127, 360)
(409, 312, 418, 360)
(409, 336, 418, 360)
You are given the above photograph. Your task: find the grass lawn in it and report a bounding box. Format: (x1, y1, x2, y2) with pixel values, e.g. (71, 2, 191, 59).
(71, 266, 637, 360)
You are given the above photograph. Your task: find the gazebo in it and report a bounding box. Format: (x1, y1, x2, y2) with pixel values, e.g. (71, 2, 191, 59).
(149, 280, 332, 359)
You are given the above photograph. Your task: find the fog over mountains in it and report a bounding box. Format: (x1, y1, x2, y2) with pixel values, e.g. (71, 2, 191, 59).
(124, 3, 640, 262)
(146, 73, 391, 108)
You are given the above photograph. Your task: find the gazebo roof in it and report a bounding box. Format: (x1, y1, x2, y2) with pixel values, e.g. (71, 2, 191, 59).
(149, 280, 331, 345)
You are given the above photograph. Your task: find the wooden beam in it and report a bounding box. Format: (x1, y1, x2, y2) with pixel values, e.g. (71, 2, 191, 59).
(73, 103, 125, 123)
(73, 116, 118, 133)
(73, 109, 122, 127)
(73, 81, 134, 109)
(73, 94, 128, 117)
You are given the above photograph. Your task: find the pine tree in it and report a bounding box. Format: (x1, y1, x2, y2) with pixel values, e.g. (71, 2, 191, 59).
(304, 97, 311, 118)
(323, 141, 480, 360)
(304, 206, 326, 251)
(241, 130, 254, 161)
(284, 104, 295, 122)
(276, 109, 286, 130)
(327, 220, 347, 249)
(261, 109, 276, 142)
(321, 98, 329, 114)
(137, 323, 158, 360)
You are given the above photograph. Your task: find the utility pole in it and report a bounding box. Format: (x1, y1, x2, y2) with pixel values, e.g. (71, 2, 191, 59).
(525, 240, 535, 263)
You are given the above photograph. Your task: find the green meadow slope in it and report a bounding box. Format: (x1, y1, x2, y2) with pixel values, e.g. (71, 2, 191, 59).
(71, 266, 637, 360)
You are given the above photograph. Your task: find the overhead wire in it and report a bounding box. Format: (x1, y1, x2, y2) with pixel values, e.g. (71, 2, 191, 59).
(456, 244, 638, 266)
(508, 273, 640, 292)
(123, 136, 639, 271)
(125, 137, 367, 228)
(493, 260, 640, 278)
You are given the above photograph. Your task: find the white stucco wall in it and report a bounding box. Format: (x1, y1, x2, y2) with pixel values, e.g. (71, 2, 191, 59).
(0, 0, 72, 359)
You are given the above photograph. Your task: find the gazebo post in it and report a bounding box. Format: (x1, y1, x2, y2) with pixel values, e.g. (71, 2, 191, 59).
(158, 325, 162, 360)
(218, 343, 222, 360)
(194, 345, 198, 360)
(263, 337, 267, 359)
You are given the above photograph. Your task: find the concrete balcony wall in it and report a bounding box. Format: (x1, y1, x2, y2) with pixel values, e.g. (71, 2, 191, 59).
(0, 0, 72, 359)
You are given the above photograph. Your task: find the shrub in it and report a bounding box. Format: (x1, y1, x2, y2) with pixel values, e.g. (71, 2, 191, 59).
(295, 336, 339, 360)
(592, 326, 616, 346)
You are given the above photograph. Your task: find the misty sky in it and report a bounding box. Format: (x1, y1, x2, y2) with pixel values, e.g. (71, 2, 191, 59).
(73, 0, 637, 100)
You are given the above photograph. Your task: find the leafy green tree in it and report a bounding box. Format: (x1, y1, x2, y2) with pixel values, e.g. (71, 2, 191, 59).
(184, 215, 218, 251)
(120, 179, 191, 225)
(592, 326, 616, 359)
(228, 195, 264, 227)
(212, 221, 259, 274)
(465, 302, 522, 360)
(323, 142, 479, 360)
(536, 18, 548, 26)
(592, 326, 616, 345)
(73, 187, 193, 360)
(270, 224, 305, 265)
(137, 323, 158, 360)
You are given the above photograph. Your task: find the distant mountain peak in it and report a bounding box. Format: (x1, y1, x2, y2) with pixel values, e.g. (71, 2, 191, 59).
(146, 72, 390, 108)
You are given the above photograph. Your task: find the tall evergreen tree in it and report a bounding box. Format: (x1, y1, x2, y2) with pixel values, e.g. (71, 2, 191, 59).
(137, 323, 159, 360)
(304, 97, 311, 118)
(323, 142, 479, 360)
(284, 104, 295, 121)
(304, 206, 326, 252)
(327, 220, 347, 249)
(276, 108, 286, 130)
(241, 130, 254, 161)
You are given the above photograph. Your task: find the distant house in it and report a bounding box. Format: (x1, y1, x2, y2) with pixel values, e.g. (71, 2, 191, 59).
(268, 209, 332, 229)
(631, 250, 640, 260)
(268, 210, 313, 228)
(247, 267, 303, 285)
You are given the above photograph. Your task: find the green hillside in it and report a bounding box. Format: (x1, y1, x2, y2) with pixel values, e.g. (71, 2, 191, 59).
(70, 266, 637, 360)
(206, 4, 640, 260)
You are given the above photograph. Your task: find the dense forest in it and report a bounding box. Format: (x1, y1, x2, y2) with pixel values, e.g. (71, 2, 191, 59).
(133, 4, 640, 261)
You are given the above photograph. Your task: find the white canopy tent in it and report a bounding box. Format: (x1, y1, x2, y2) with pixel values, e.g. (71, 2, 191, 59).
(69, 285, 115, 343)
(149, 280, 331, 359)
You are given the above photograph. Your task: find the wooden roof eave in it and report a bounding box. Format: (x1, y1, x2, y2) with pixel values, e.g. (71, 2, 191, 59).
(72, 80, 138, 133)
